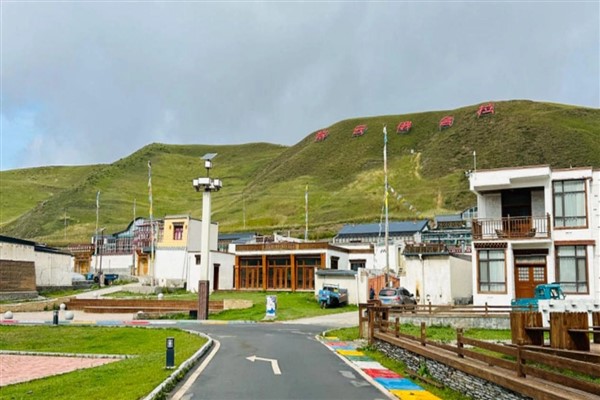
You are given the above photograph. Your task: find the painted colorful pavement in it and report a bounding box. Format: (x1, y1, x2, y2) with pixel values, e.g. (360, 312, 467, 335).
(322, 337, 441, 400)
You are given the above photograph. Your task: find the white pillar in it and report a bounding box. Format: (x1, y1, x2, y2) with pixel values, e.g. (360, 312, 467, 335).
(200, 189, 211, 284)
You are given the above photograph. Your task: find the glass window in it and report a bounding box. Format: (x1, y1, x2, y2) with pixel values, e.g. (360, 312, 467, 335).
(553, 180, 586, 227)
(173, 224, 184, 240)
(556, 245, 588, 293)
(478, 250, 506, 292)
(330, 256, 339, 270)
(350, 259, 366, 271)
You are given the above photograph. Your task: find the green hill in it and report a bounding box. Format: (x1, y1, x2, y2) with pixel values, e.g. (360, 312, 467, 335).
(1, 100, 598, 245)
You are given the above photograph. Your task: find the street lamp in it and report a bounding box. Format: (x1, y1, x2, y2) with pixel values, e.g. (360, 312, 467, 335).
(192, 153, 223, 320)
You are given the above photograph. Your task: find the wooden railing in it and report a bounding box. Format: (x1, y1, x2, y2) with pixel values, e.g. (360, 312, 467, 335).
(403, 243, 447, 255)
(361, 305, 600, 398)
(359, 302, 515, 320)
(472, 214, 551, 240)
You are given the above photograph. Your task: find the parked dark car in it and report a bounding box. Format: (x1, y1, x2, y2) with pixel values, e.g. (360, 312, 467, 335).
(378, 287, 417, 306)
(87, 272, 119, 286)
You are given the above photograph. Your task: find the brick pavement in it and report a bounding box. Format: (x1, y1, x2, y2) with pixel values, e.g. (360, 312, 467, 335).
(0, 354, 120, 387)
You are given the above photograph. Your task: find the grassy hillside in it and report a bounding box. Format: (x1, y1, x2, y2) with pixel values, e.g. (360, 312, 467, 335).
(1, 100, 598, 245)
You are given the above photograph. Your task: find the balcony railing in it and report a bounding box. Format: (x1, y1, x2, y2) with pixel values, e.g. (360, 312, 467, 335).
(472, 214, 551, 240)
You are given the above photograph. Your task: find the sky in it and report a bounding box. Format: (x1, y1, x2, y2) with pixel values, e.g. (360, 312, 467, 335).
(1, 1, 599, 171)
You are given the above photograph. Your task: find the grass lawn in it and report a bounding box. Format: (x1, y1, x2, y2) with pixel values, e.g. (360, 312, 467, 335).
(106, 290, 357, 322)
(0, 326, 207, 400)
(327, 325, 512, 342)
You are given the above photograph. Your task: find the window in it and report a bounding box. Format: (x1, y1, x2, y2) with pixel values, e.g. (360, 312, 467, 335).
(173, 224, 184, 240)
(350, 259, 366, 271)
(330, 256, 339, 270)
(556, 246, 588, 293)
(553, 180, 586, 228)
(195, 255, 201, 265)
(478, 249, 506, 292)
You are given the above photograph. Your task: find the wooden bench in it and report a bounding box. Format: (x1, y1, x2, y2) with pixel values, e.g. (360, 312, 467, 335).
(511, 312, 545, 346)
(550, 312, 590, 351)
(68, 298, 224, 314)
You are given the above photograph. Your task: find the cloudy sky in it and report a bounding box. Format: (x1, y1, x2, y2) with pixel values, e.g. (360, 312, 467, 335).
(1, 1, 598, 170)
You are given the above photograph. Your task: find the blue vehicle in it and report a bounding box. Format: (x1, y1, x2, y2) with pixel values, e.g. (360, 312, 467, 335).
(511, 283, 565, 311)
(85, 272, 119, 286)
(318, 284, 348, 308)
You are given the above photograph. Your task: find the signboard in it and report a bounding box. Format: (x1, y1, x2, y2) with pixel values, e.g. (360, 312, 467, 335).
(266, 295, 277, 318)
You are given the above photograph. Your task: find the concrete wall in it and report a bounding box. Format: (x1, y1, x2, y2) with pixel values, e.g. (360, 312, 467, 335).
(34, 251, 73, 287)
(185, 220, 218, 252)
(449, 256, 473, 302)
(187, 251, 235, 292)
(155, 248, 188, 281)
(91, 254, 134, 276)
(314, 270, 370, 305)
(402, 255, 472, 305)
(0, 241, 35, 262)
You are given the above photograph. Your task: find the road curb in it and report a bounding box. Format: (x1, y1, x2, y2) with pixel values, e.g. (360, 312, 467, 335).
(143, 330, 214, 400)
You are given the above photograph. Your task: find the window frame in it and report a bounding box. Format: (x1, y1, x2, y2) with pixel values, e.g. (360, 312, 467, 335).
(553, 179, 588, 229)
(555, 245, 589, 294)
(350, 259, 366, 271)
(477, 248, 507, 294)
(173, 223, 184, 240)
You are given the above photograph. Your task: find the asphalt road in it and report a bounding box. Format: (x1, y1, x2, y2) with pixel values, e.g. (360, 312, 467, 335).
(172, 322, 390, 400)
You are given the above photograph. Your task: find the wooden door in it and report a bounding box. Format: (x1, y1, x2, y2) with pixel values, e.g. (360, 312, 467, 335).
(138, 255, 149, 276)
(514, 255, 546, 299)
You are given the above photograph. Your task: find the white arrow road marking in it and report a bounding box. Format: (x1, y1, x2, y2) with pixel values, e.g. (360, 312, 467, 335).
(340, 370, 356, 379)
(350, 380, 371, 388)
(246, 355, 282, 375)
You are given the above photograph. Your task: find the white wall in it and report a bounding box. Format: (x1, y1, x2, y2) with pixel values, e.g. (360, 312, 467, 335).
(155, 248, 188, 281)
(0, 242, 35, 262)
(91, 254, 133, 276)
(34, 251, 73, 286)
(402, 255, 472, 305)
(187, 251, 235, 292)
(326, 248, 350, 270)
(314, 270, 368, 305)
(373, 242, 401, 273)
(449, 256, 473, 302)
(186, 220, 218, 252)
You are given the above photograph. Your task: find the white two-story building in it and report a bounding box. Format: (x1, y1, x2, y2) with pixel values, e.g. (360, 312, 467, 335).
(469, 165, 599, 306)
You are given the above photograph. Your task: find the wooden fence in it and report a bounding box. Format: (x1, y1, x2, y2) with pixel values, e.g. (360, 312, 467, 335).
(360, 304, 600, 399)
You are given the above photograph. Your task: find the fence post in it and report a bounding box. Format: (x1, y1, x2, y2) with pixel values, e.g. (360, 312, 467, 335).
(368, 308, 375, 345)
(420, 322, 426, 346)
(395, 317, 400, 338)
(484, 302, 488, 316)
(457, 328, 464, 358)
(428, 302, 432, 315)
(516, 339, 525, 378)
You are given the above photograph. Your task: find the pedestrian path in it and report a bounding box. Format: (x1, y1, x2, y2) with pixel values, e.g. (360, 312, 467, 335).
(321, 336, 441, 400)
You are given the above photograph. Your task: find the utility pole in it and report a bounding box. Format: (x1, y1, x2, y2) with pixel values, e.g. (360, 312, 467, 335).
(304, 185, 309, 241)
(94, 191, 100, 273)
(383, 126, 390, 285)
